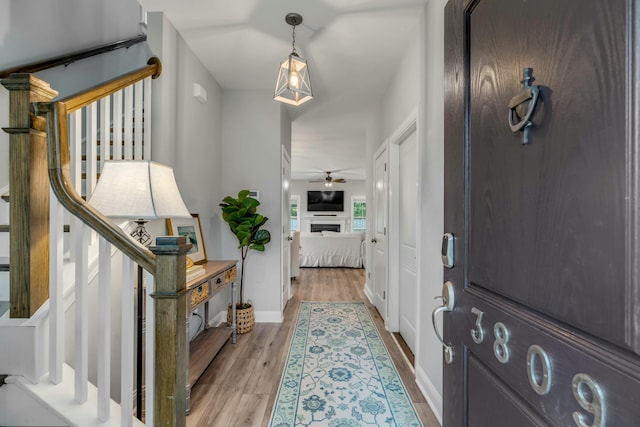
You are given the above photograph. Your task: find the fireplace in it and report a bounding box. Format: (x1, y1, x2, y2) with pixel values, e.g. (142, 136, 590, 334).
(303, 215, 348, 233)
(310, 224, 341, 233)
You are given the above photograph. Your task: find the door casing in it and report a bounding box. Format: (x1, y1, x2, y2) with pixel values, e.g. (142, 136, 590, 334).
(372, 143, 389, 320)
(388, 106, 422, 356)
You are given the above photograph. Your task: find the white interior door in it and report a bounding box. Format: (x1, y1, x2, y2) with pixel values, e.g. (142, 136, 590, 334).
(281, 149, 291, 313)
(373, 144, 388, 320)
(398, 129, 418, 353)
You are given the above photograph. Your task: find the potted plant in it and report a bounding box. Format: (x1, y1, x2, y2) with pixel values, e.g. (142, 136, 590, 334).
(220, 190, 271, 333)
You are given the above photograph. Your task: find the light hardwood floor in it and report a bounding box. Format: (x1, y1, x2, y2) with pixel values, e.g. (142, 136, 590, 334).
(186, 267, 440, 427)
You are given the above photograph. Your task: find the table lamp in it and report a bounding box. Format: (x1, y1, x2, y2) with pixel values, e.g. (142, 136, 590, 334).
(88, 160, 191, 420)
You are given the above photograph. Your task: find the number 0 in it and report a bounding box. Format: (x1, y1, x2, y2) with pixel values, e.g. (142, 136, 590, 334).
(527, 345, 552, 395)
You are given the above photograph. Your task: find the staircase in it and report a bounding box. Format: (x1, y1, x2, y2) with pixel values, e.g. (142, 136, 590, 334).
(0, 55, 190, 426)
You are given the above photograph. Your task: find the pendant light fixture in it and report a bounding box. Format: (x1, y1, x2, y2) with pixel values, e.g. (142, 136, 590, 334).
(274, 13, 313, 106)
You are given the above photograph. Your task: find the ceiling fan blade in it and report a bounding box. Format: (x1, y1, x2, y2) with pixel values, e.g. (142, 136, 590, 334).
(332, 179, 347, 183)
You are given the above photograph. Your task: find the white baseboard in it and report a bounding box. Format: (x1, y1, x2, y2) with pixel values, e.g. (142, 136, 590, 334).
(363, 282, 374, 304)
(415, 364, 443, 426)
(208, 309, 228, 328)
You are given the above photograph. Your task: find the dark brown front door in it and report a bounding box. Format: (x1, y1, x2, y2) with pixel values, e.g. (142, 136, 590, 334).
(443, 0, 640, 425)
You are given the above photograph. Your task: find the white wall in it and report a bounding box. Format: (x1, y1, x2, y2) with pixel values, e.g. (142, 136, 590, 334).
(416, 1, 446, 423)
(146, 12, 227, 327)
(221, 89, 288, 322)
(366, 3, 445, 423)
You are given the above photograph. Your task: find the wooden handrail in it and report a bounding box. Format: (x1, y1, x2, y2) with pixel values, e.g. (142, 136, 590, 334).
(0, 35, 147, 79)
(34, 58, 163, 273)
(58, 57, 161, 113)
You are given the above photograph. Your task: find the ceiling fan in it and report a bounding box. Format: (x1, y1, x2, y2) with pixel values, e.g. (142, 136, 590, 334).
(309, 171, 347, 186)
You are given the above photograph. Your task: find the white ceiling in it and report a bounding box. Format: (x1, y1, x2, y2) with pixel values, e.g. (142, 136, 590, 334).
(139, 0, 427, 181)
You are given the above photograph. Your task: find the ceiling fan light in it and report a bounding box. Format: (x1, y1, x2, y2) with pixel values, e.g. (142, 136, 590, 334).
(274, 53, 313, 106)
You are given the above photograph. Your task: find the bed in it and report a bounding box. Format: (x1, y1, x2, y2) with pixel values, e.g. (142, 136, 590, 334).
(299, 231, 365, 268)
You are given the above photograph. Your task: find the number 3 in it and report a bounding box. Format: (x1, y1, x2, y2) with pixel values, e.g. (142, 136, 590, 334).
(470, 307, 484, 344)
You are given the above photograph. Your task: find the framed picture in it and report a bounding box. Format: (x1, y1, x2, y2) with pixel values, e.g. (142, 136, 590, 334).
(166, 213, 208, 264)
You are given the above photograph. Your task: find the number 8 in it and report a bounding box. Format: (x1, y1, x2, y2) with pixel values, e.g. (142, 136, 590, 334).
(493, 322, 510, 364)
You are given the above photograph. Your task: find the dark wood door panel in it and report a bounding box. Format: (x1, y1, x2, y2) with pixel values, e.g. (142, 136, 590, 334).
(467, 0, 629, 348)
(468, 356, 549, 427)
(460, 287, 640, 426)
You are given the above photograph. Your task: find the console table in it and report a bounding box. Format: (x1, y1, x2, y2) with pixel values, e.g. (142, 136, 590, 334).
(185, 260, 237, 414)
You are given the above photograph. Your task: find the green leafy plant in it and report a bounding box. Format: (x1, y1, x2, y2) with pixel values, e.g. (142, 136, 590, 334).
(220, 190, 271, 307)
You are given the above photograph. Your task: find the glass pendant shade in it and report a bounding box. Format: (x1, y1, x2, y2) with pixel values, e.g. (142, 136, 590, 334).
(274, 52, 313, 106)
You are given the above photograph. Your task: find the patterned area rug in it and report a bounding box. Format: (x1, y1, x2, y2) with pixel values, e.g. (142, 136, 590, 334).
(269, 302, 422, 427)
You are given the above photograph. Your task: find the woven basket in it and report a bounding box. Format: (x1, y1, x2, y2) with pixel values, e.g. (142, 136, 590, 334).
(227, 304, 255, 334)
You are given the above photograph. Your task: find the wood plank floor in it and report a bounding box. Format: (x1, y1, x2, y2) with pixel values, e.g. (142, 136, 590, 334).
(186, 267, 440, 427)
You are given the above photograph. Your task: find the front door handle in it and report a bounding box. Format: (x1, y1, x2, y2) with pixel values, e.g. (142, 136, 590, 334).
(432, 281, 455, 364)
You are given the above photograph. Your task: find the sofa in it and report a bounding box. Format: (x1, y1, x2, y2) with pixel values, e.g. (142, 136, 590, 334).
(298, 231, 365, 268)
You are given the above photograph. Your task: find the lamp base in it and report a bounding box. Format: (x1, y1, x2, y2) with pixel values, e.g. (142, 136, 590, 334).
(131, 219, 152, 247)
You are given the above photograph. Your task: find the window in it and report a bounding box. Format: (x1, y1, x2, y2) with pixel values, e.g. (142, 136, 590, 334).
(351, 196, 366, 232)
(290, 195, 300, 232)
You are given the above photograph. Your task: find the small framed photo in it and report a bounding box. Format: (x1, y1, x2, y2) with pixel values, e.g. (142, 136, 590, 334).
(166, 213, 207, 264)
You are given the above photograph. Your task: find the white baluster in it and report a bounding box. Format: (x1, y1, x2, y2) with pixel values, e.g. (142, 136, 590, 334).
(86, 103, 98, 197)
(86, 103, 98, 244)
(124, 86, 134, 160)
(113, 90, 123, 160)
(143, 77, 152, 160)
(121, 255, 134, 427)
(74, 222, 89, 404)
(134, 81, 143, 160)
(49, 188, 64, 384)
(100, 96, 111, 166)
(145, 271, 154, 426)
(98, 237, 112, 421)
(69, 111, 82, 259)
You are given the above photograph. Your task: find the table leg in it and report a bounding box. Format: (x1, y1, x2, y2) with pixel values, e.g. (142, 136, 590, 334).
(231, 281, 236, 344)
(185, 307, 191, 414)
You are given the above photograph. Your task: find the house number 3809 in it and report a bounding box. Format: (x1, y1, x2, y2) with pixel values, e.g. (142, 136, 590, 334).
(470, 308, 607, 427)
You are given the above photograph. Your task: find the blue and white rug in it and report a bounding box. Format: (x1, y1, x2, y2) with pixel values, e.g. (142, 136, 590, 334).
(269, 302, 422, 427)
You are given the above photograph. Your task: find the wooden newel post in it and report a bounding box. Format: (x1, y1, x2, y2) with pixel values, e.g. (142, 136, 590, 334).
(1, 74, 58, 318)
(149, 236, 190, 427)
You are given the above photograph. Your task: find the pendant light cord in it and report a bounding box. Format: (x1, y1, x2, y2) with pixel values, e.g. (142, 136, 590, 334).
(291, 24, 297, 55)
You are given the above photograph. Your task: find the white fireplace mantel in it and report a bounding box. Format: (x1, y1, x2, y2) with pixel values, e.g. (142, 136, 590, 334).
(301, 214, 350, 232)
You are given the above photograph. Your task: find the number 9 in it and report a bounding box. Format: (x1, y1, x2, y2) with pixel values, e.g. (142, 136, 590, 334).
(572, 373, 606, 427)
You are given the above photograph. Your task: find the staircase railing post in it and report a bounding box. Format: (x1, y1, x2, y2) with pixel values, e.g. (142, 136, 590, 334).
(149, 236, 190, 427)
(1, 74, 58, 317)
